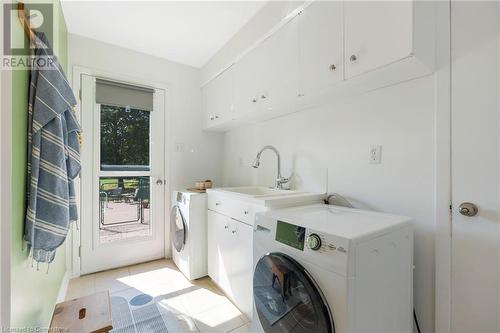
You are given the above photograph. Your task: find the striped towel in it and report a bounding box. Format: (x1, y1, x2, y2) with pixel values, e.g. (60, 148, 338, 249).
(24, 32, 81, 264)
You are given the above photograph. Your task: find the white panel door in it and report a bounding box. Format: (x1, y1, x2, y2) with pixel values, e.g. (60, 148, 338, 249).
(298, 1, 343, 96)
(344, 1, 413, 78)
(80, 74, 166, 274)
(451, 2, 500, 332)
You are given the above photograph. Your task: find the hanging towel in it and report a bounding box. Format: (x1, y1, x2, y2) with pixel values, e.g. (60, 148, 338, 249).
(24, 32, 81, 264)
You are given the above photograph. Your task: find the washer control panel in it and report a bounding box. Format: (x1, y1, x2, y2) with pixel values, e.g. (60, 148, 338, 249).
(302, 229, 350, 275)
(305, 230, 348, 254)
(307, 233, 322, 250)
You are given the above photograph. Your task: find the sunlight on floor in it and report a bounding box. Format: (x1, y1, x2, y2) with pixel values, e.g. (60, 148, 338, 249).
(66, 259, 251, 333)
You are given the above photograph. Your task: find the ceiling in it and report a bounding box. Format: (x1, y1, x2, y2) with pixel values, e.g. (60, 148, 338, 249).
(61, 1, 267, 68)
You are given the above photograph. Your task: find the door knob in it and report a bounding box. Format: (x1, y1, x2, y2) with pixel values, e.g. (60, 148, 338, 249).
(156, 179, 164, 186)
(459, 202, 478, 217)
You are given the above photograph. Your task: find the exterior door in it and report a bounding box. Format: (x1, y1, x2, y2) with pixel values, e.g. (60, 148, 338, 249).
(80, 74, 166, 274)
(451, 2, 500, 332)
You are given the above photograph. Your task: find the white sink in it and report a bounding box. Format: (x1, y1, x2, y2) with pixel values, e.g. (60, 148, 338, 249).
(219, 186, 303, 197)
(207, 186, 325, 208)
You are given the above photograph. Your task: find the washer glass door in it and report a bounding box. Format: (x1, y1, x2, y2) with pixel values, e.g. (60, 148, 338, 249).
(253, 252, 334, 333)
(170, 205, 186, 252)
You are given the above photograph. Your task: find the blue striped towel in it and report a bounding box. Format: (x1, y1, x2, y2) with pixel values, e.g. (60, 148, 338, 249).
(24, 32, 81, 264)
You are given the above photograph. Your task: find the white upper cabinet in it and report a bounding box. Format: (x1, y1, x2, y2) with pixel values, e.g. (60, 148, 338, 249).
(234, 17, 298, 121)
(344, 0, 435, 81)
(260, 17, 299, 116)
(202, 0, 435, 131)
(202, 65, 235, 130)
(233, 40, 267, 118)
(344, 1, 413, 78)
(298, 1, 343, 96)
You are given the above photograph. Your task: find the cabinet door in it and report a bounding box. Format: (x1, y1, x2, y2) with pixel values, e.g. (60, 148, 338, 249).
(229, 220, 254, 319)
(234, 43, 267, 117)
(298, 1, 343, 96)
(344, 1, 413, 78)
(207, 210, 232, 293)
(203, 66, 234, 128)
(262, 17, 299, 113)
(207, 210, 220, 283)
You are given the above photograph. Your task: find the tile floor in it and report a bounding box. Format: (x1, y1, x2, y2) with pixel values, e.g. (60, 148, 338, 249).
(66, 259, 251, 333)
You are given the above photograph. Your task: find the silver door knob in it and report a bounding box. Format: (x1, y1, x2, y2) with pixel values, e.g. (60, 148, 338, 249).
(459, 202, 478, 217)
(156, 179, 164, 186)
(350, 54, 357, 62)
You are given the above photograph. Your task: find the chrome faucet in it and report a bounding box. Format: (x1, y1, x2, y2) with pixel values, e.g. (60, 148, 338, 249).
(252, 145, 290, 189)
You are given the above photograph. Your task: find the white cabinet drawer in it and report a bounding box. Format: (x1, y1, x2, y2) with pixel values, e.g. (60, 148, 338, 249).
(208, 193, 254, 225)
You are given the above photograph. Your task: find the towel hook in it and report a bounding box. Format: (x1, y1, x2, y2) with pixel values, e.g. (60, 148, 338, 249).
(17, 2, 37, 46)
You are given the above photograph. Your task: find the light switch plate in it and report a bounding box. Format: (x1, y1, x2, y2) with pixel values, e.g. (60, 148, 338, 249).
(369, 145, 382, 164)
(175, 142, 185, 153)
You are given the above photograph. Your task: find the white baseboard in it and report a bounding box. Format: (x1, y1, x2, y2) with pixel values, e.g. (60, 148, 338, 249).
(56, 271, 70, 303)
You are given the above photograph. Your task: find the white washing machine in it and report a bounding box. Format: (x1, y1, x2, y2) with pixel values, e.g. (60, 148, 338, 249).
(253, 204, 413, 333)
(171, 190, 207, 280)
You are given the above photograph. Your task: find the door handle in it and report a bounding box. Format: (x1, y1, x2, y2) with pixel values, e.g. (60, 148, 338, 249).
(459, 202, 478, 217)
(156, 179, 164, 186)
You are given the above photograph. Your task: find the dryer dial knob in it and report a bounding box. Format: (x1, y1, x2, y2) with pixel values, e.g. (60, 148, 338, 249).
(307, 234, 322, 251)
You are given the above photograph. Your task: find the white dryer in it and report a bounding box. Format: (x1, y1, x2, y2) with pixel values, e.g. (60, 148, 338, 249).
(253, 204, 413, 333)
(171, 190, 207, 280)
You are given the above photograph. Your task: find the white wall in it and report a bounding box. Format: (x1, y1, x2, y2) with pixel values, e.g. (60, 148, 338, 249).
(203, 3, 436, 332)
(69, 33, 224, 191)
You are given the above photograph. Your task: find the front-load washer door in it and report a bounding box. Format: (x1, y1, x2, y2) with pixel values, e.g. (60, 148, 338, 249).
(253, 252, 334, 333)
(170, 205, 186, 252)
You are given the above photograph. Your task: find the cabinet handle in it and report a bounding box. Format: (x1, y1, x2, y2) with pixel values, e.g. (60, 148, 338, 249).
(215, 115, 219, 119)
(244, 211, 249, 215)
(261, 95, 267, 100)
(210, 115, 214, 121)
(252, 98, 258, 103)
(329, 64, 337, 71)
(349, 54, 357, 62)
(215, 202, 221, 206)
(224, 225, 229, 229)
(231, 230, 236, 234)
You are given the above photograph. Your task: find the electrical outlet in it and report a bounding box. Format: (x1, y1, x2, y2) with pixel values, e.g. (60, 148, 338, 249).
(369, 145, 382, 164)
(175, 142, 185, 153)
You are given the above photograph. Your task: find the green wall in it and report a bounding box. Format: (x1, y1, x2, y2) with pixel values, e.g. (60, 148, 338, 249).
(11, 1, 69, 328)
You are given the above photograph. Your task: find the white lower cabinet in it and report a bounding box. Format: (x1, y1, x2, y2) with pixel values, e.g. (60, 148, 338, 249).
(229, 219, 253, 318)
(207, 209, 253, 319)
